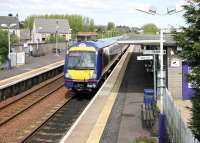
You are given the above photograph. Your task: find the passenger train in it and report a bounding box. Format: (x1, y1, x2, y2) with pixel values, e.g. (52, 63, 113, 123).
(64, 37, 127, 92)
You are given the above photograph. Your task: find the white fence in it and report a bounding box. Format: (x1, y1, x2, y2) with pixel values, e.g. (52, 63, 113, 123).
(10, 52, 25, 66)
(164, 89, 200, 143)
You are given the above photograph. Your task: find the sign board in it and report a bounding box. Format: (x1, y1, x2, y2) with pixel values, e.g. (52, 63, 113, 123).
(137, 56, 153, 61)
(177, 46, 182, 51)
(24, 43, 28, 47)
(143, 50, 166, 55)
(171, 58, 180, 67)
(182, 63, 195, 100)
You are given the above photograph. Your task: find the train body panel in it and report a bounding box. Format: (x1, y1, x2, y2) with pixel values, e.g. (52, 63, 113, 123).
(64, 37, 126, 92)
(67, 70, 95, 80)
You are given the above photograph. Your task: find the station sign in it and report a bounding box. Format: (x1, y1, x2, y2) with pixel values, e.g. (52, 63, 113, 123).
(177, 46, 182, 51)
(171, 58, 180, 67)
(143, 50, 166, 55)
(137, 55, 153, 61)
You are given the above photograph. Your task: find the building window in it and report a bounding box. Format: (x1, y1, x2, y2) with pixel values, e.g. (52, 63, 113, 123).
(42, 37, 46, 41)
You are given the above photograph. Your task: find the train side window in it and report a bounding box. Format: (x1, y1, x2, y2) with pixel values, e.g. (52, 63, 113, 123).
(102, 53, 109, 69)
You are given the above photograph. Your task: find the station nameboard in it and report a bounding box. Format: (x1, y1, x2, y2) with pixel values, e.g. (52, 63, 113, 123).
(143, 50, 166, 55)
(137, 55, 153, 61)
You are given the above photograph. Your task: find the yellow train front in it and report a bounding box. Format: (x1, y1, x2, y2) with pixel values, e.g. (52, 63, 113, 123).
(64, 38, 126, 92)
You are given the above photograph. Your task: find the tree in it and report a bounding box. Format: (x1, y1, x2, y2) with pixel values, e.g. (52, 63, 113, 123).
(107, 22, 115, 30)
(142, 23, 158, 35)
(88, 19, 95, 32)
(174, 0, 200, 140)
(0, 30, 8, 64)
(24, 16, 34, 30)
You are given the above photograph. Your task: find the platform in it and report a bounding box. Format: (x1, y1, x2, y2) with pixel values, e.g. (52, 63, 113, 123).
(0, 52, 65, 81)
(0, 53, 65, 89)
(60, 46, 154, 143)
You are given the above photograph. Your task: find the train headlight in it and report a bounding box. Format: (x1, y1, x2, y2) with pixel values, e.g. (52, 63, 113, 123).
(65, 73, 71, 78)
(87, 83, 96, 88)
(91, 73, 97, 79)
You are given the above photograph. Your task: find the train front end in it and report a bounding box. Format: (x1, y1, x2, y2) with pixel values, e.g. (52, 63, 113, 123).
(64, 42, 100, 92)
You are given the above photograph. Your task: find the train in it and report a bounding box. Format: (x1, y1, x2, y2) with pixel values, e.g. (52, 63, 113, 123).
(64, 37, 127, 92)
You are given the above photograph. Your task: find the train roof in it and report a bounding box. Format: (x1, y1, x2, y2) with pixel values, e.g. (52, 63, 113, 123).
(69, 36, 122, 50)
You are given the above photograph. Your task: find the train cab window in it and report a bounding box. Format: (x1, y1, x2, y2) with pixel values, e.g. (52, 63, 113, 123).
(68, 51, 96, 70)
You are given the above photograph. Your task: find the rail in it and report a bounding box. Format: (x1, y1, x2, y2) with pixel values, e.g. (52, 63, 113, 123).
(0, 74, 64, 126)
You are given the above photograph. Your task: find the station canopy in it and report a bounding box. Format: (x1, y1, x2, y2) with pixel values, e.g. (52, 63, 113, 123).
(118, 34, 177, 46)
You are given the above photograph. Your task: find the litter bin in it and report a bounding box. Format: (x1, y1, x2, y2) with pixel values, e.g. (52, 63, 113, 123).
(144, 88, 154, 105)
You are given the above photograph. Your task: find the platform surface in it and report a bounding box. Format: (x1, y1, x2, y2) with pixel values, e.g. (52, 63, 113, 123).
(100, 52, 153, 143)
(0, 52, 65, 81)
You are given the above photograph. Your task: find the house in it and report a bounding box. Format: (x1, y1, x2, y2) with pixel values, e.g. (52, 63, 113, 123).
(0, 15, 20, 37)
(32, 18, 71, 43)
(77, 32, 97, 41)
(20, 28, 31, 44)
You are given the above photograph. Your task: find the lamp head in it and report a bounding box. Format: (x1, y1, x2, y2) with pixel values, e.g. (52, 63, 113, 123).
(1, 24, 7, 28)
(167, 8, 176, 15)
(136, 6, 157, 15)
(148, 6, 157, 15)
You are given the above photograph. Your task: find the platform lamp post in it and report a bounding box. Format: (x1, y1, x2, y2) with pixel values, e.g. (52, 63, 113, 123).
(36, 27, 43, 56)
(66, 28, 72, 51)
(55, 21, 59, 56)
(1, 23, 17, 69)
(135, 7, 183, 143)
(101, 31, 105, 39)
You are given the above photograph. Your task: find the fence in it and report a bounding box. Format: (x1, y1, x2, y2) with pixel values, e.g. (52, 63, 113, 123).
(164, 89, 200, 143)
(13, 42, 67, 55)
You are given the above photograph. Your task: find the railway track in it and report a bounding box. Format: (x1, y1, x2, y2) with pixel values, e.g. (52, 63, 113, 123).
(21, 47, 127, 143)
(0, 73, 64, 127)
(22, 94, 92, 143)
(0, 45, 128, 142)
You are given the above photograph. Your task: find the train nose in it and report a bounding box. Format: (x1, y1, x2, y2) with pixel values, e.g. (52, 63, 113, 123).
(68, 70, 94, 80)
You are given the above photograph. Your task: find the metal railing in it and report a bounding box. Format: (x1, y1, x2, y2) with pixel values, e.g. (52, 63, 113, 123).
(163, 89, 200, 143)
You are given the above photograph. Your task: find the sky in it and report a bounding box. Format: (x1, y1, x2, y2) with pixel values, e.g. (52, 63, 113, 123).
(0, 0, 186, 28)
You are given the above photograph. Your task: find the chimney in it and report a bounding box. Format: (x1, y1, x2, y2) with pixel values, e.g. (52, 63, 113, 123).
(8, 13, 13, 17)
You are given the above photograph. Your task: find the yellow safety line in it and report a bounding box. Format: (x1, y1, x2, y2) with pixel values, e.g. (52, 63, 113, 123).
(86, 46, 133, 143)
(85, 88, 119, 143)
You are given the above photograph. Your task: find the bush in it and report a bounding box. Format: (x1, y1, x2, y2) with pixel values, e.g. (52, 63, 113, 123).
(0, 30, 8, 64)
(131, 136, 156, 143)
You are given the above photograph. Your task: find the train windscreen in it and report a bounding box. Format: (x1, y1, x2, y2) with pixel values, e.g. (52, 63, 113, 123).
(68, 51, 96, 70)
